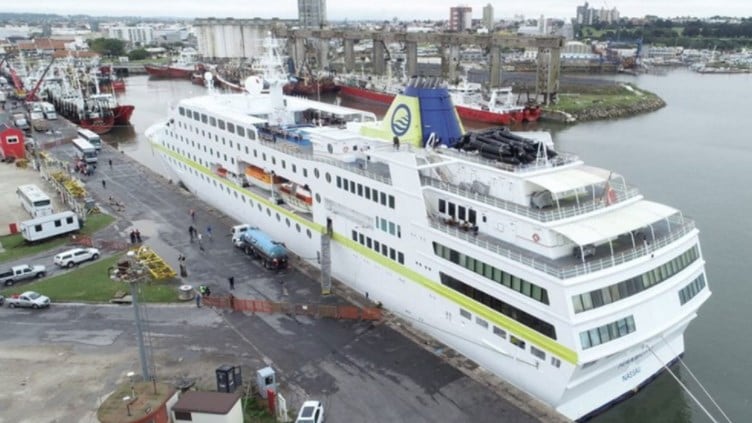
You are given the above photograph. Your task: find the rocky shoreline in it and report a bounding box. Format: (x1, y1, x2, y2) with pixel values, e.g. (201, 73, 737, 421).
(541, 85, 667, 123)
(569, 95, 666, 122)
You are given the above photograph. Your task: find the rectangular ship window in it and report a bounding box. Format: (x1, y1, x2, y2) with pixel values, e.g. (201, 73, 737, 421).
(493, 326, 507, 338)
(460, 309, 471, 320)
(475, 317, 488, 328)
(531, 346, 546, 360)
(510, 336, 526, 349)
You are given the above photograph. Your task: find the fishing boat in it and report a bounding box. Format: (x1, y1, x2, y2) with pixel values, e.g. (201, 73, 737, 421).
(147, 37, 710, 421)
(45, 81, 115, 134)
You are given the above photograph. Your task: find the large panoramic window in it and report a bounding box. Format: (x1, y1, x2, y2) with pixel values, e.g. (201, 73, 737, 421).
(679, 274, 706, 305)
(579, 316, 636, 349)
(433, 242, 549, 305)
(440, 272, 556, 340)
(572, 245, 700, 313)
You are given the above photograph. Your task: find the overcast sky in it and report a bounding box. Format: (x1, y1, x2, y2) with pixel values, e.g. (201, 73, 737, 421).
(6, 1, 750, 21)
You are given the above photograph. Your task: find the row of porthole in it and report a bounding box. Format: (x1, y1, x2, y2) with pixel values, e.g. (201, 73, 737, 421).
(460, 307, 561, 369)
(168, 154, 314, 240)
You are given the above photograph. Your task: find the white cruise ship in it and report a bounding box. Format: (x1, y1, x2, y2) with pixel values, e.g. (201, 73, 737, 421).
(147, 40, 710, 421)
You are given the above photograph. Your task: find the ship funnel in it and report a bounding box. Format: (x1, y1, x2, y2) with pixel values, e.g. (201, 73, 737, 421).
(359, 78, 465, 148)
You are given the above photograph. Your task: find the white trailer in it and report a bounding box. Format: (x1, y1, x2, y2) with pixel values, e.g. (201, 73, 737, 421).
(19, 211, 80, 242)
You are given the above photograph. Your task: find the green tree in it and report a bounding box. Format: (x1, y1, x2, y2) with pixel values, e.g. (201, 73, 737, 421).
(87, 38, 126, 57)
(128, 48, 149, 61)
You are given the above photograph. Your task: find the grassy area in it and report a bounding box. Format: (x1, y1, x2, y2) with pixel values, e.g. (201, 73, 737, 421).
(0, 254, 180, 303)
(0, 213, 115, 263)
(546, 84, 661, 115)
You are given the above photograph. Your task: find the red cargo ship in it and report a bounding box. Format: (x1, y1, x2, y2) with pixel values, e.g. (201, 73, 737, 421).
(337, 80, 540, 124)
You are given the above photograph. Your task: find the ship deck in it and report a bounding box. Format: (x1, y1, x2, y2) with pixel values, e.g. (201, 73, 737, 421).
(429, 213, 695, 280)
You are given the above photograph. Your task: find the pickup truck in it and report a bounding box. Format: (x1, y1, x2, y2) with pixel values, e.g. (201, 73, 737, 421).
(6, 291, 51, 309)
(0, 264, 47, 286)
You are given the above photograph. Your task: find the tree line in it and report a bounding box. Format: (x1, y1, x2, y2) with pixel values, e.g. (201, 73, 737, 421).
(578, 17, 752, 50)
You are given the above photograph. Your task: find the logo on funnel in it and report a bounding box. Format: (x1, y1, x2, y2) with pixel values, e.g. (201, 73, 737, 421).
(390, 104, 411, 137)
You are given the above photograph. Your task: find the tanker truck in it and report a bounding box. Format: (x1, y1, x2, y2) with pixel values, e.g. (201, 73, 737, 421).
(237, 227, 288, 270)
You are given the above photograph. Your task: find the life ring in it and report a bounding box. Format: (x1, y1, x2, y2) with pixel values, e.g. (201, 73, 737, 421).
(532, 233, 541, 243)
(343, 146, 349, 153)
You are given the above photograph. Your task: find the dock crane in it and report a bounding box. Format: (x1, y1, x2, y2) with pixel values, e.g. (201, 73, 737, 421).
(25, 57, 56, 102)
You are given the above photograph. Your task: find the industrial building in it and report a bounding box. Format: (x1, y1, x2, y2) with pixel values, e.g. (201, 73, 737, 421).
(298, 0, 327, 29)
(194, 18, 294, 59)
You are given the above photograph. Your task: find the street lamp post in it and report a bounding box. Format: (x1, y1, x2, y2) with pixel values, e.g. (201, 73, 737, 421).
(110, 251, 152, 381)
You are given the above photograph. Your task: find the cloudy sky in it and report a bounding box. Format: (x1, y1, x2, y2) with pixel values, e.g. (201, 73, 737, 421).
(6, 1, 750, 20)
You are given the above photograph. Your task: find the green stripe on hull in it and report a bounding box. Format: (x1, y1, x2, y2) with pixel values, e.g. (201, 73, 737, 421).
(152, 138, 578, 364)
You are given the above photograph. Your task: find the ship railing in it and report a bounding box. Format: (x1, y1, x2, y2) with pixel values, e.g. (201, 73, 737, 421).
(257, 138, 393, 184)
(434, 147, 579, 172)
(421, 175, 641, 222)
(428, 215, 696, 279)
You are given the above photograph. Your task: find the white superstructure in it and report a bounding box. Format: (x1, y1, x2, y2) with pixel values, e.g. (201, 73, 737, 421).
(147, 52, 709, 420)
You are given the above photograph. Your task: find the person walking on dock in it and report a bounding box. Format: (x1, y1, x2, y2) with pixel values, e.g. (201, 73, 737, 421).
(195, 292, 201, 308)
(228, 276, 235, 290)
(108, 159, 113, 169)
(102, 179, 106, 189)
(197, 233, 205, 252)
(190, 208, 196, 222)
(188, 225, 196, 242)
(206, 225, 213, 241)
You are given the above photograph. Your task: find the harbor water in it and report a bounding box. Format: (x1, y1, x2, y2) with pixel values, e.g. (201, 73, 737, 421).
(105, 70, 752, 423)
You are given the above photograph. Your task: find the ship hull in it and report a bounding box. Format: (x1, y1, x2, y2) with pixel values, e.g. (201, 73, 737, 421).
(455, 105, 542, 124)
(151, 133, 694, 421)
(339, 84, 541, 124)
(144, 64, 194, 79)
(113, 105, 135, 126)
(338, 84, 395, 104)
(78, 115, 115, 134)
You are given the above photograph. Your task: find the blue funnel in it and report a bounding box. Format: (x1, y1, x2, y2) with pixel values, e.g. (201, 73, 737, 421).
(403, 78, 465, 148)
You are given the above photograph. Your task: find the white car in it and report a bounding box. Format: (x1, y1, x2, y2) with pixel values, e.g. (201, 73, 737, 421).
(295, 400, 324, 423)
(53, 247, 100, 268)
(6, 291, 51, 309)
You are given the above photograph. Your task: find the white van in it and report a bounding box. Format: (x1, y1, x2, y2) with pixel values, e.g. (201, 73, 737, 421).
(20, 211, 80, 242)
(41, 102, 57, 120)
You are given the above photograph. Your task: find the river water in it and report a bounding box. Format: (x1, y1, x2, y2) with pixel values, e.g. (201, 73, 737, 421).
(106, 70, 751, 423)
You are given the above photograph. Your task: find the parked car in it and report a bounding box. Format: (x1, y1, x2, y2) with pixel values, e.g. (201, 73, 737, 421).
(53, 247, 100, 268)
(6, 291, 50, 309)
(295, 400, 324, 423)
(0, 264, 47, 286)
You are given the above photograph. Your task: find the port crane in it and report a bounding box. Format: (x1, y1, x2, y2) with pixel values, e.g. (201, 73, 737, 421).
(25, 57, 56, 102)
